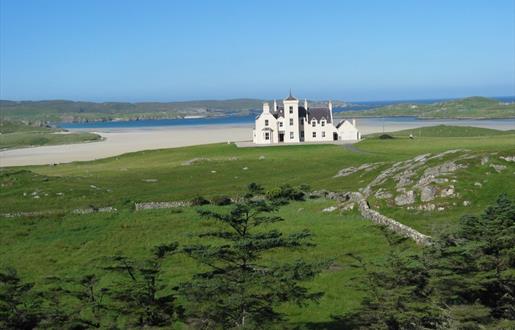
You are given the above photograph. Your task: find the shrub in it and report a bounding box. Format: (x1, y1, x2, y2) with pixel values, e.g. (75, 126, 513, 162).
(266, 184, 305, 202)
(379, 134, 394, 139)
(190, 196, 210, 206)
(211, 195, 232, 206)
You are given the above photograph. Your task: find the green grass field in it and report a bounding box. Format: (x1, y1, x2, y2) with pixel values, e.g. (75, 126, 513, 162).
(0, 120, 101, 149)
(1, 125, 514, 327)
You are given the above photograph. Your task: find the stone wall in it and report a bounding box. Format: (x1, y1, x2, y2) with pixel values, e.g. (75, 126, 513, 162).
(351, 192, 432, 246)
(134, 201, 191, 211)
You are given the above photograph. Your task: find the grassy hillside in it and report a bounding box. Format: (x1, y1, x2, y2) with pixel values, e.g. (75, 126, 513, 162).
(341, 96, 515, 119)
(0, 99, 348, 123)
(368, 124, 515, 138)
(1, 125, 514, 327)
(0, 120, 101, 149)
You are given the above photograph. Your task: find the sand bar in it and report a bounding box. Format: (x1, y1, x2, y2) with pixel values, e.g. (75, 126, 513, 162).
(1, 118, 514, 167)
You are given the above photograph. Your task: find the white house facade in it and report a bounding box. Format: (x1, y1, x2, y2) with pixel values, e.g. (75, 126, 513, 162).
(253, 92, 360, 144)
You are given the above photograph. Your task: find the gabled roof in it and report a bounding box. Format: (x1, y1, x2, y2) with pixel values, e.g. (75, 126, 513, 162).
(308, 107, 332, 123)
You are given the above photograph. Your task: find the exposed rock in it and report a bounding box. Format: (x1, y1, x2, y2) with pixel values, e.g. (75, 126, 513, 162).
(242, 167, 249, 170)
(500, 155, 515, 162)
(143, 179, 158, 183)
(463, 200, 471, 206)
(334, 162, 382, 178)
(258, 155, 266, 160)
(340, 202, 355, 211)
(474, 182, 482, 187)
(375, 189, 393, 200)
(490, 164, 507, 173)
(481, 156, 489, 165)
(182, 157, 210, 166)
(437, 207, 445, 211)
(420, 186, 437, 202)
(417, 203, 436, 211)
(322, 206, 338, 213)
(440, 187, 455, 198)
(395, 190, 415, 206)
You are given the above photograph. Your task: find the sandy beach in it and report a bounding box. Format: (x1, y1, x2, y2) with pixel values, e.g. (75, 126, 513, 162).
(1, 118, 514, 167)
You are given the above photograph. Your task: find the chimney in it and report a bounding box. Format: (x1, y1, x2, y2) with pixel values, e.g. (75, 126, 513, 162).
(263, 102, 270, 113)
(352, 118, 356, 126)
(304, 98, 308, 109)
(273, 99, 277, 111)
(328, 100, 333, 111)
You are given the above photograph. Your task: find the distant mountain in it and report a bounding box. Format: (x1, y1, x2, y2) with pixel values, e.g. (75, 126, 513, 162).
(0, 99, 348, 123)
(338, 97, 515, 119)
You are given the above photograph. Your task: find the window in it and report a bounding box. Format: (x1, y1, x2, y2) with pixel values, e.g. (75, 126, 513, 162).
(321, 120, 325, 127)
(312, 132, 316, 138)
(264, 119, 269, 126)
(311, 121, 316, 127)
(290, 132, 294, 139)
(322, 132, 326, 137)
(265, 132, 270, 140)
(289, 106, 293, 114)
(301, 131, 304, 138)
(279, 122, 283, 127)
(289, 118, 293, 126)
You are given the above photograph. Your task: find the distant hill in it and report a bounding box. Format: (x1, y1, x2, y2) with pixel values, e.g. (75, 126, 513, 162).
(338, 97, 515, 119)
(367, 125, 515, 138)
(0, 99, 348, 123)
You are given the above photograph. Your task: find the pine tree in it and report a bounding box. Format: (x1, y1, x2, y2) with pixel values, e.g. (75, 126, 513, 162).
(337, 230, 444, 330)
(104, 242, 183, 327)
(427, 194, 515, 327)
(0, 267, 44, 329)
(179, 186, 324, 329)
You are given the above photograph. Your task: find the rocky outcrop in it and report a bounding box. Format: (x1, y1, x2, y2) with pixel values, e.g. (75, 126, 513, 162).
(490, 164, 507, 173)
(499, 155, 515, 163)
(394, 190, 415, 206)
(420, 186, 437, 202)
(334, 162, 383, 178)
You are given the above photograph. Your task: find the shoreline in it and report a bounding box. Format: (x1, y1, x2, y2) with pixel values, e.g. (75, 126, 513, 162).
(1, 119, 514, 167)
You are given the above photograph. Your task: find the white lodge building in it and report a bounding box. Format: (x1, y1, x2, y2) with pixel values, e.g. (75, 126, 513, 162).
(253, 92, 361, 144)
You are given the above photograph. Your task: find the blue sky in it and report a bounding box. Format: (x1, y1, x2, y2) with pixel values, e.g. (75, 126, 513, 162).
(1, 0, 514, 102)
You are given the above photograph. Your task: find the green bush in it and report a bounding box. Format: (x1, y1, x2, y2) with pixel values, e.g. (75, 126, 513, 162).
(190, 196, 210, 206)
(211, 195, 232, 206)
(266, 184, 305, 202)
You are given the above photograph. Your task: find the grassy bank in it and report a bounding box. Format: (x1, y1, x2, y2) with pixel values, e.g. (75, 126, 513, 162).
(0, 120, 101, 149)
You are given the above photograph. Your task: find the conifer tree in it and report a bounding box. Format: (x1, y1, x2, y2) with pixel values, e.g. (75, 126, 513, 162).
(104, 242, 182, 327)
(179, 185, 323, 329)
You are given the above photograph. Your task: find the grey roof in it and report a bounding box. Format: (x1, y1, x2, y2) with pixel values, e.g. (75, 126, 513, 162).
(272, 106, 284, 118)
(308, 107, 332, 123)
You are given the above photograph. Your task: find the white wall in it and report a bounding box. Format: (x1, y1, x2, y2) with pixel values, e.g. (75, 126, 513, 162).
(303, 118, 337, 142)
(337, 120, 360, 141)
(253, 112, 278, 144)
(283, 99, 300, 142)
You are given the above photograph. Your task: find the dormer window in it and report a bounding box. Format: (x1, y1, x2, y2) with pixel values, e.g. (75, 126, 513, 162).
(289, 106, 293, 114)
(265, 119, 269, 126)
(311, 120, 316, 127)
(321, 120, 325, 127)
(279, 122, 283, 127)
